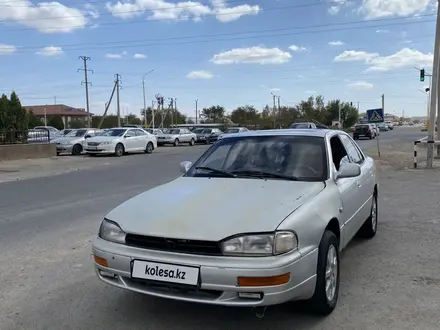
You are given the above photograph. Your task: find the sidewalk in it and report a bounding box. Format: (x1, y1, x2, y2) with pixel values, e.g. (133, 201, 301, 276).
(0, 156, 112, 183)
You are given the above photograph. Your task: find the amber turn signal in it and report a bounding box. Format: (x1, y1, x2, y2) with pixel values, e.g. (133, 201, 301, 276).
(93, 255, 108, 267)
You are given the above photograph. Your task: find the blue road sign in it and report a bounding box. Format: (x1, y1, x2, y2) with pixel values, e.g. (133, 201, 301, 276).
(366, 108, 384, 123)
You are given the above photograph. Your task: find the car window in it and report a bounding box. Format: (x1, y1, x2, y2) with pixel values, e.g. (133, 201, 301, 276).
(329, 136, 349, 171)
(169, 129, 180, 134)
(134, 129, 146, 136)
(125, 130, 134, 137)
(290, 123, 310, 129)
(225, 128, 240, 133)
(193, 128, 204, 134)
(187, 135, 327, 181)
(340, 135, 364, 164)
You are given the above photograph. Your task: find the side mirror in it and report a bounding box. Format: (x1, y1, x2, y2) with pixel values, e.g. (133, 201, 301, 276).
(180, 161, 192, 174)
(336, 163, 361, 180)
(124, 134, 131, 138)
(85, 134, 92, 139)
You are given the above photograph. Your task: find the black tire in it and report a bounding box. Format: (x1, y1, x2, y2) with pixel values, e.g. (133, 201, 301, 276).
(359, 192, 378, 239)
(204, 139, 209, 144)
(173, 139, 179, 147)
(308, 230, 340, 315)
(56, 152, 60, 156)
(145, 142, 154, 154)
(115, 143, 124, 157)
(189, 138, 195, 146)
(72, 144, 82, 156)
(88, 153, 96, 157)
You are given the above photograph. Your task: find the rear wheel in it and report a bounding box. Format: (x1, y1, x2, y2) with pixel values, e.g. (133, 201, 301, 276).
(72, 144, 82, 156)
(173, 139, 179, 147)
(308, 230, 340, 315)
(115, 143, 124, 157)
(189, 138, 195, 146)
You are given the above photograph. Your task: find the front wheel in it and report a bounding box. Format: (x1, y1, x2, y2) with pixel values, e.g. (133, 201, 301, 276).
(115, 143, 124, 157)
(145, 142, 153, 154)
(308, 230, 340, 315)
(359, 192, 378, 239)
(173, 139, 179, 147)
(189, 138, 195, 146)
(72, 144, 82, 156)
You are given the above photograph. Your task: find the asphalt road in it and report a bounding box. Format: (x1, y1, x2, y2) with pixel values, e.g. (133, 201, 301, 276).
(1, 127, 438, 330)
(355, 125, 426, 150)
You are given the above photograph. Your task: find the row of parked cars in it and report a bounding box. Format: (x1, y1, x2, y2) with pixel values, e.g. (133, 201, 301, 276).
(28, 125, 251, 156)
(353, 121, 394, 140)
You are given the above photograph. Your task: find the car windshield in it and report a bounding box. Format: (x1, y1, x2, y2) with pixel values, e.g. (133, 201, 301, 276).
(168, 129, 180, 134)
(291, 123, 310, 129)
(102, 128, 126, 137)
(186, 135, 327, 181)
(356, 125, 369, 129)
(66, 129, 87, 137)
(192, 128, 204, 133)
(225, 128, 239, 133)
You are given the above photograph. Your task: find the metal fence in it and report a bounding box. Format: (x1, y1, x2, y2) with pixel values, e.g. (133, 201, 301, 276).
(0, 129, 51, 145)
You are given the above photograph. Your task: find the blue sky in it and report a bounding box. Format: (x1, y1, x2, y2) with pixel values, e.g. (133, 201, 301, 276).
(0, 0, 436, 118)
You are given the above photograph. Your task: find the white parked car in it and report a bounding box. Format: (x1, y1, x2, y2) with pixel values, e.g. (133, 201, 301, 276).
(217, 127, 249, 140)
(156, 128, 196, 146)
(92, 129, 378, 316)
(54, 128, 103, 155)
(85, 127, 157, 157)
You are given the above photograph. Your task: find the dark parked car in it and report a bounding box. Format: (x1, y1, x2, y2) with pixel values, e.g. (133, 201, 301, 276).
(353, 124, 373, 140)
(192, 128, 223, 144)
(290, 122, 317, 129)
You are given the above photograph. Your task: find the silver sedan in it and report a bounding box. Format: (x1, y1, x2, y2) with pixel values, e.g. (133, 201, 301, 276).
(92, 129, 378, 316)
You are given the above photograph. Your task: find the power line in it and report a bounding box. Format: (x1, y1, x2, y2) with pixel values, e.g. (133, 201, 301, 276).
(4, 16, 435, 54)
(77, 56, 93, 127)
(0, 0, 356, 22)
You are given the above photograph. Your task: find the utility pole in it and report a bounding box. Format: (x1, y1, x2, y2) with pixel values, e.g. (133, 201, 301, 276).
(78, 56, 93, 128)
(142, 69, 154, 128)
(271, 92, 277, 128)
(195, 99, 198, 124)
(427, 0, 440, 167)
(54, 96, 57, 105)
(173, 98, 178, 125)
(44, 105, 47, 126)
(115, 73, 121, 127)
(151, 100, 156, 128)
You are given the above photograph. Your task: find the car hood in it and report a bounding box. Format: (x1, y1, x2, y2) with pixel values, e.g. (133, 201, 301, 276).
(106, 177, 325, 241)
(87, 136, 121, 143)
(55, 137, 83, 143)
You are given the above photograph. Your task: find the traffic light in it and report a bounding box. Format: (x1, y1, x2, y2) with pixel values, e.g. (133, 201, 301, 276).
(420, 69, 425, 82)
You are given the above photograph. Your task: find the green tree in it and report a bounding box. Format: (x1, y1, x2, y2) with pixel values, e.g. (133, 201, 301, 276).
(201, 105, 225, 123)
(92, 115, 120, 128)
(28, 110, 42, 128)
(0, 94, 9, 129)
(47, 115, 64, 130)
(69, 118, 86, 128)
(230, 105, 260, 125)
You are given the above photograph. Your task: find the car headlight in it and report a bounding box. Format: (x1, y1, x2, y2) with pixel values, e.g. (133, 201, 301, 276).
(99, 219, 126, 244)
(221, 231, 297, 256)
(100, 141, 113, 145)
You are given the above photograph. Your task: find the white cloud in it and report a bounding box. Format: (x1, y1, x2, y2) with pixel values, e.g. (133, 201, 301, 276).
(211, 0, 260, 23)
(36, 46, 63, 56)
(133, 53, 147, 59)
(329, 40, 345, 46)
(376, 29, 389, 33)
(0, 44, 16, 55)
(305, 90, 317, 94)
(270, 88, 281, 92)
(359, 0, 431, 19)
(211, 46, 292, 65)
(289, 44, 309, 52)
(105, 0, 260, 23)
(334, 48, 433, 72)
(328, 6, 340, 15)
(186, 70, 213, 79)
(348, 81, 374, 89)
(334, 50, 379, 62)
(0, 0, 90, 33)
(83, 3, 100, 19)
(105, 53, 122, 59)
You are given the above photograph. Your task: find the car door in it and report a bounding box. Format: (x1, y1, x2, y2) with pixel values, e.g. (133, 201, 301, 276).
(181, 129, 190, 142)
(330, 135, 364, 246)
(123, 129, 137, 151)
(134, 129, 149, 150)
(340, 134, 375, 222)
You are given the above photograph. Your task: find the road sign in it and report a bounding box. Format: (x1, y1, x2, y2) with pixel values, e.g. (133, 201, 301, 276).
(366, 108, 384, 123)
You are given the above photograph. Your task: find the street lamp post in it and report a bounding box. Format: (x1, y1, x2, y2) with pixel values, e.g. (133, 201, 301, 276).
(142, 69, 155, 128)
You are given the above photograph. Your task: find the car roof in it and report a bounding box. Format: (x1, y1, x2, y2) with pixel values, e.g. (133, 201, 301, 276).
(222, 128, 338, 139)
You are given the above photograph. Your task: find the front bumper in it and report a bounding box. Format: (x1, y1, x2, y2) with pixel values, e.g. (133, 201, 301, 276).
(85, 144, 115, 154)
(56, 144, 74, 153)
(92, 237, 318, 307)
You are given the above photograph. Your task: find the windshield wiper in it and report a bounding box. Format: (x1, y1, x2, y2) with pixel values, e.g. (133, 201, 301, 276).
(231, 170, 299, 181)
(194, 166, 237, 178)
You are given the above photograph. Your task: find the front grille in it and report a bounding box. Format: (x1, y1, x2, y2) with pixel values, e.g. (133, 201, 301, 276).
(125, 234, 222, 255)
(87, 142, 100, 146)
